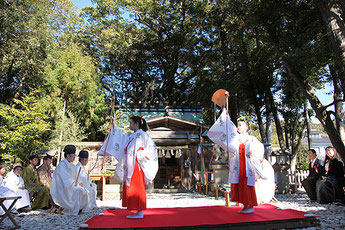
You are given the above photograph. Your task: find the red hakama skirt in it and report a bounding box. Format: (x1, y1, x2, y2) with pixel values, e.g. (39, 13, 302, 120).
(122, 159, 146, 210)
(230, 143, 258, 206)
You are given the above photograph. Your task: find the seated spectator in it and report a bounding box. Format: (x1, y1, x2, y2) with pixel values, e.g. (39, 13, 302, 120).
(255, 158, 275, 204)
(21, 154, 50, 209)
(301, 149, 325, 201)
(3, 163, 31, 211)
(76, 150, 97, 212)
(316, 146, 345, 204)
(0, 162, 18, 215)
(50, 145, 89, 215)
(37, 155, 53, 188)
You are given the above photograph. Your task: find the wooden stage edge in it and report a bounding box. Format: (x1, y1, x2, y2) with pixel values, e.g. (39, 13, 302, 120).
(81, 217, 320, 230)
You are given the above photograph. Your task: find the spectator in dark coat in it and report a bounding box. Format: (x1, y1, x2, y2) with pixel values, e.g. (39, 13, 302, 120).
(302, 149, 325, 201)
(316, 146, 345, 204)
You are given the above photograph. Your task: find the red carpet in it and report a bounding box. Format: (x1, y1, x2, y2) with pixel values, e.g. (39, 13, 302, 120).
(83, 204, 316, 229)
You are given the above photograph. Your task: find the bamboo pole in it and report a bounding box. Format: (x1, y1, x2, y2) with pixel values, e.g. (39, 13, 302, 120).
(75, 167, 82, 186)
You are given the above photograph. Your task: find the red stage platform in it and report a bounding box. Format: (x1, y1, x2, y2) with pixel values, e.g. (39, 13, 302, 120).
(81, 204, 319, 229)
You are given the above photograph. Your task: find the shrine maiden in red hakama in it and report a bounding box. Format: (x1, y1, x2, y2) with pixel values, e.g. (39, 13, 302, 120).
(98, 116, 158, 218)
(207, 109, 264, 214)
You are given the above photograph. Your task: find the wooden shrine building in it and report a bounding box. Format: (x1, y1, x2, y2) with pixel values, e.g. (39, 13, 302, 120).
(64, 106, 216, 197)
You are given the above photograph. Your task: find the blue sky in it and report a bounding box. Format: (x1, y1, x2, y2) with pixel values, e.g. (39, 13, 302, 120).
(72, 0, 93, 8)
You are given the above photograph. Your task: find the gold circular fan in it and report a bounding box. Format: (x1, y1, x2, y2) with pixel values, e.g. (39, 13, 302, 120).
(211, 89, 229, 107)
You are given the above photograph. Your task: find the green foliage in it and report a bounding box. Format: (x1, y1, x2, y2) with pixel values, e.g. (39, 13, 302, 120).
(1, 0, 344, 163)
(43, 44, 107, 141)
(0, 90, 51, 162)
(0, 0, 53, 104)
(49, 110, 86, 149)
(296, 144, 309, 171)
(99, 110, 131, 135)
(80, 0, 217, 107)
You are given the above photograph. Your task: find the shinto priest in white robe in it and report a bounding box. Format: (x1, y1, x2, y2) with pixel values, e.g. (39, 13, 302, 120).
(50, 159, 89, 215)
(207, 109, 265, 187)
(3, 171, 31, 210)
(98, 126, 158, 187)
(75, 161, 97, 211)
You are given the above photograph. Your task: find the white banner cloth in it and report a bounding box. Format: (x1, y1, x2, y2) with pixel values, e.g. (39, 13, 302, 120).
(207, 109, 240, 153)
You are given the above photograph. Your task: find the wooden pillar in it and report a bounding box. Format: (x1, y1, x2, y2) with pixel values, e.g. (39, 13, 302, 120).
(188, 149, 193, 190)
(102, 175, 106, 201)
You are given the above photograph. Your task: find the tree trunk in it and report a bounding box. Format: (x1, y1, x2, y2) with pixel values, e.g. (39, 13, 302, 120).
(219, 25, 239, 124)
(284, 120, 290, 150)
(265, 112, 273, 159)
(11, 75, 26, 107)
(253, 93, 267, 143)
(330, 65, 345, 142)
(304, 101, 312, 149)
(228, 94, 239, 126)
(282, 56, 345, 162)
(289, 117, 305, 184)
(266, 88, 287, 150)
(317, 0, 345, 94)
(57, 100, 66, 165)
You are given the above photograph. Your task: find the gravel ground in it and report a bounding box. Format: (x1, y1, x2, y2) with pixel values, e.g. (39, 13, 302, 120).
(1, 189, 344, 229)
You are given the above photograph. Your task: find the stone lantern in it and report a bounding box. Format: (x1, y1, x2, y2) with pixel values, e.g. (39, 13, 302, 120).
(272, 149, 290, 194)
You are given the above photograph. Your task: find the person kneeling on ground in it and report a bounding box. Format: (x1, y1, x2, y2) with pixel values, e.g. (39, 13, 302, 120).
(316, 146, 345, 204)
(37, 155, 53, 189)
(301, 149, 325, 201)
(22, 154, 50, 209)
(50, 145, 89, 215)
(76, 150, 97, 212)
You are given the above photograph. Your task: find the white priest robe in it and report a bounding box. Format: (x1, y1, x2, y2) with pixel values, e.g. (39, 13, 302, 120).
(255, 159, 276, 204)
(207, 109, 265, 186)
(0, 175, 18, 215)
(98, 127, 158, 186)
(50, 159, 88, 215)
(3, 171, 31, 210)
(75, 162, 97, 211)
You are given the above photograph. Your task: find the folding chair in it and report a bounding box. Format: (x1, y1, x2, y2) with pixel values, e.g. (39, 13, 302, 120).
(0, 195, 22, 230)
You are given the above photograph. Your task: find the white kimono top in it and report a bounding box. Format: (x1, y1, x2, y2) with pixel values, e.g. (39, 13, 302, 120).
(99, 127, 158, 186)
(207, 109, 264, 186)
(0, 175, 12, 195)
(228, 134, 265, 186)
(75, 162, 97, 210)
(2, 171, 31, 210)
(0, 175, 18, 215)
(50, 159, 88, 215)
(3, 171, 26, 191)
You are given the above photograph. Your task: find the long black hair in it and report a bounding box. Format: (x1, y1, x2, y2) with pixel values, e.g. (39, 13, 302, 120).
(130, 115, 148, 132)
